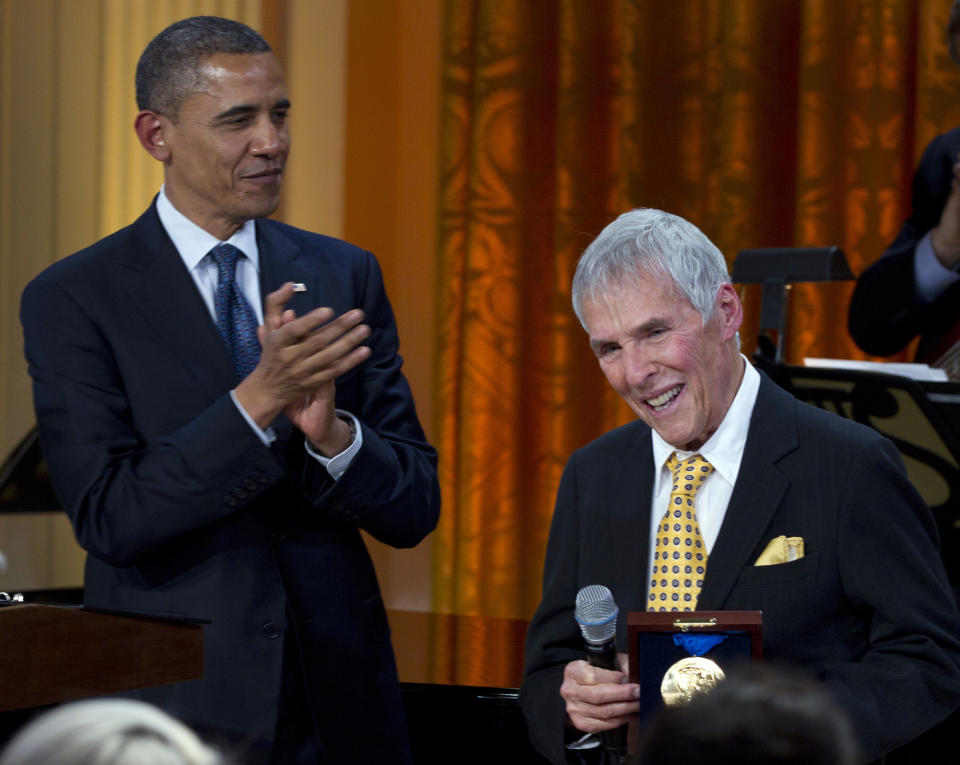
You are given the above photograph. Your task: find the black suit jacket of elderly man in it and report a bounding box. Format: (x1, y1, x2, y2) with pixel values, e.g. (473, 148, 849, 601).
(520, 372, 960, 764)
(20, 201, 440, 764)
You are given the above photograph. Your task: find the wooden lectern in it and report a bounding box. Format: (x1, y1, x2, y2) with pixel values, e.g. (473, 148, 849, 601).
(0, 604, 203, 712)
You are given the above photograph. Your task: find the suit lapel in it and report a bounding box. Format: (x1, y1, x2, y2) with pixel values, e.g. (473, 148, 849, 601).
(254, 220, 326, 443)
(118, 204, 236, 399)
(630, 433, 656, 608)
(256, 219, 323, 317)
(599, 424, 656, 614)
(698, 374, 798, 609)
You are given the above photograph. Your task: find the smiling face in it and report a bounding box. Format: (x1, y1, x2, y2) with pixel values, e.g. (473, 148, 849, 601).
(582, 271, 744, 451)
(149, 52, 290, 240)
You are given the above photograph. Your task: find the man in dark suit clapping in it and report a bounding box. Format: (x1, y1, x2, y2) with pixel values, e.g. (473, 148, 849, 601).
(20, 16, 439, 765)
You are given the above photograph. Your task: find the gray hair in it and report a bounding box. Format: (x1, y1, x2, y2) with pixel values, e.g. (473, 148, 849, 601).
(136, 16, 271, 119)
(572, 208, 731, 328)
(0, 699, 226, 765)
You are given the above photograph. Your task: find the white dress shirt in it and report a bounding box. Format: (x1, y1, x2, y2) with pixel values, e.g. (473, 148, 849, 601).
(914, 230, 960, 303)
(155, 187, 360, 479)
(647, 356, 761, 584)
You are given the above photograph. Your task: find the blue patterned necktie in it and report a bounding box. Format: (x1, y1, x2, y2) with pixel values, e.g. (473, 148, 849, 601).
(210, 243, 260, 381)
(648, 452, 714, 612)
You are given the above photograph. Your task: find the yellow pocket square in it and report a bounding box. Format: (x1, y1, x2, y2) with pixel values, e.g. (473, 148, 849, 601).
(754, 536, 804, 566)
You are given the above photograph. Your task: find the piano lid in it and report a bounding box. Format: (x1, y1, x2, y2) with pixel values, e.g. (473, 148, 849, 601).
(0, 427, 62, 514)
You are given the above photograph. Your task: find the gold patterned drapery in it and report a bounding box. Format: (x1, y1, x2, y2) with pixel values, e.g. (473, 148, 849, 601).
(434, 0, 960, 621)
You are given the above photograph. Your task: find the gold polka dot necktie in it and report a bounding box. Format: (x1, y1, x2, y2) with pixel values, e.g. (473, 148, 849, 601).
(648, 453, 714, 612)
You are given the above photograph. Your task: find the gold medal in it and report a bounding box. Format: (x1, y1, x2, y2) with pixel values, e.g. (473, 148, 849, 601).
(660, 656, 725, 706)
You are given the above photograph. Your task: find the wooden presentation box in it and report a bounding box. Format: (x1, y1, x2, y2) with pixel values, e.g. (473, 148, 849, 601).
(626, 610, 762, 745)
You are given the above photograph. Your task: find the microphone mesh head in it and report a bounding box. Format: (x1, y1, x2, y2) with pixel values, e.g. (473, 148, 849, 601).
(575, 584, 618, 644)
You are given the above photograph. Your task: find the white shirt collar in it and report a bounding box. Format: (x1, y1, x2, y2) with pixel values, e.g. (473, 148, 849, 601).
(156, 185, 260, 270)
(651, 355, 761, 484)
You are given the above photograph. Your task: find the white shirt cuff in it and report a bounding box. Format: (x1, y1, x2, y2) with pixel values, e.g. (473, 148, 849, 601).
(304, 410, 363, 481)
(229, 389, 276, 446)
(914, 231, 960, 303)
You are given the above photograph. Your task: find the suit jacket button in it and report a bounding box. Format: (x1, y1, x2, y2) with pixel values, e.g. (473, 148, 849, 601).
(261, 622, 281, 639)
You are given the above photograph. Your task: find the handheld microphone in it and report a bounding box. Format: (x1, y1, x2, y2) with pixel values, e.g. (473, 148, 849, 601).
(575, 584, 628, 765)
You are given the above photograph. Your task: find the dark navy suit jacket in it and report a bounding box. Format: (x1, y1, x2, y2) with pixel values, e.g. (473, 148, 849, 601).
(21, 202, 440, 763)
(849, 127, 960, 361)
(520, 375, 960, 764)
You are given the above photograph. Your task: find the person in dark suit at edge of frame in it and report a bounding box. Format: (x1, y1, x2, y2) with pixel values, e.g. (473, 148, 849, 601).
(849, 0, 960, 368)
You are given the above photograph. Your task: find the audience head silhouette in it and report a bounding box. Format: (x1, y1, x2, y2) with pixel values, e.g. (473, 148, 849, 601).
(632, 663, 860, 765)
(0, 699, 227, 765)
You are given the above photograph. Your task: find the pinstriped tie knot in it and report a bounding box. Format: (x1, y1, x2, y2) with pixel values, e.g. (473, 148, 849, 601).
(210, 243, 260, 381)
(648, 452, 713, 612)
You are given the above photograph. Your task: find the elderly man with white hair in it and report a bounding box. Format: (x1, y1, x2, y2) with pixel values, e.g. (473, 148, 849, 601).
(521, 208, 960, 764)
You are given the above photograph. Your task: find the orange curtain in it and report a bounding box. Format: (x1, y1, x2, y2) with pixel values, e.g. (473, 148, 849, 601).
(434, 0, 960, 621)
